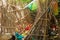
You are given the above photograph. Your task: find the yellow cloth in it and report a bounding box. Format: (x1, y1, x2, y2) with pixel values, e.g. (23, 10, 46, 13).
(22, 31, 28, 37)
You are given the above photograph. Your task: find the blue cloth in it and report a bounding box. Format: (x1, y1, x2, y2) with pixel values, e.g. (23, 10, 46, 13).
(15, 32, 24, 40)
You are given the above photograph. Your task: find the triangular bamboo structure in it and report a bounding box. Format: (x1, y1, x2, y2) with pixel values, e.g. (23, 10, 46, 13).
(0, 0, 59, 40)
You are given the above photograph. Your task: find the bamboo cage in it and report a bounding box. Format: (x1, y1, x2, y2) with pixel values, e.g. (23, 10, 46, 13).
(0, 0, 60, 40)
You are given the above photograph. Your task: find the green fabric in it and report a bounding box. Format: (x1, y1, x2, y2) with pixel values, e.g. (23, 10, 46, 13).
(28, 3, 32, 10)
(32, 2, 37, 11)
(28, 2, 37, 11)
